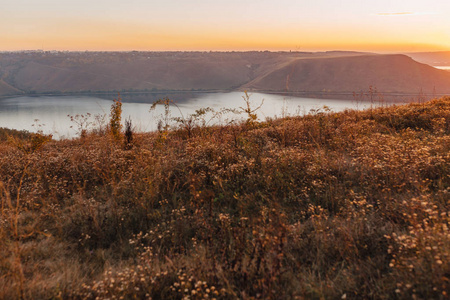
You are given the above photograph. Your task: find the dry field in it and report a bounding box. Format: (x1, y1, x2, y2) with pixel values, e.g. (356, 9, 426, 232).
(0, 97, 449, 299)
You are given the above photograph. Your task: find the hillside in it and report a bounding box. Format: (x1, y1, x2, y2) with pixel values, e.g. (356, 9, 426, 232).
(243, 54, 450, 95)
(2, 51, 450, 99)
(0, 51, 303, 96)
(0, 79, 22, 96)
(0, 98, 449, 299)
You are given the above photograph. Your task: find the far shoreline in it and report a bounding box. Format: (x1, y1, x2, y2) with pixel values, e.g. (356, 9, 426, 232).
(1, 89, 444, 103)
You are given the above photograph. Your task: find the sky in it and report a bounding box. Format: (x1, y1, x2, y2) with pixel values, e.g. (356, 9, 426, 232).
(1, 0, 450, 52)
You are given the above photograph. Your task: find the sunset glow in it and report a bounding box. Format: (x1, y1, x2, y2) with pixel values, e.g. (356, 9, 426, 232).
(2, 0, 450, 52)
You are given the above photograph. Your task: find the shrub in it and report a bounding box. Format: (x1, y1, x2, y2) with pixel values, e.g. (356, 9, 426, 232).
(110, 95, 123, 140)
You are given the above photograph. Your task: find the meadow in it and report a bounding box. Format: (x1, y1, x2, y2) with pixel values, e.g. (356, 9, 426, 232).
(0, 96, 449, 299)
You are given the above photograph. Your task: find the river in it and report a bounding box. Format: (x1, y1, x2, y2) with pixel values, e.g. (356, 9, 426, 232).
(0, 92, 387, 139)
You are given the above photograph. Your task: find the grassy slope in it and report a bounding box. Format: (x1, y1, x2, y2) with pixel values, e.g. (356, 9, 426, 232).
(0, 98, 449, 299)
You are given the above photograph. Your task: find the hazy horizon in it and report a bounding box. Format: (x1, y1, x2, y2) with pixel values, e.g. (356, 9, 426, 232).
(2, 0, 450, 53)
(2, 50, 450, 55)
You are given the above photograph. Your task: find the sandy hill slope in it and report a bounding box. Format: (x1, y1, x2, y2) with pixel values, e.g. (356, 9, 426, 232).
(242, 54, 450, 95)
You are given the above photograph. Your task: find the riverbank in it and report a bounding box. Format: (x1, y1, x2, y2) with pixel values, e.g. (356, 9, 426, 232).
(1, 88, 443, 103)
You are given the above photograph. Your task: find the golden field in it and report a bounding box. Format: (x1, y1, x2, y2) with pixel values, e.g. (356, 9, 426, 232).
(0, 97, 449, 299)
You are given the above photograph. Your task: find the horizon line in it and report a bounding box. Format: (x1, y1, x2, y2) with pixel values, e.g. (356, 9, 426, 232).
(1, 49, 449, 54)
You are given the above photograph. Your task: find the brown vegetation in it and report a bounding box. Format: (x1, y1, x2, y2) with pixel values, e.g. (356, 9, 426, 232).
(0, 127, 31, 141)
(0, 97, 449, 299)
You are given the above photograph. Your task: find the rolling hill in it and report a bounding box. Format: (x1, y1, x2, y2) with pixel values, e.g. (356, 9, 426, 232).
(1, 51, 450, 99)
(242, 54, 450, 95)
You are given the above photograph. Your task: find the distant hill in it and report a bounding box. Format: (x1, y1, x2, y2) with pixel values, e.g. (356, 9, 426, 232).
(1, 52, 315, 96)
(1, 51, 450, 99)
(243, 54, 450, 95)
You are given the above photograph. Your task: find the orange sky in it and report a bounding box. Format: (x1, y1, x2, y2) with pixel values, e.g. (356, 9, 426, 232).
(1, 0, 450, 52)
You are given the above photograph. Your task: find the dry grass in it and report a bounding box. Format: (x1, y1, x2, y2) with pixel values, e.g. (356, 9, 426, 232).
(0, 97, 449, 299)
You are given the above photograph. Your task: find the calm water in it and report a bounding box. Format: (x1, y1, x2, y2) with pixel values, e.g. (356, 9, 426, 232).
(0, 92, 379, 139)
